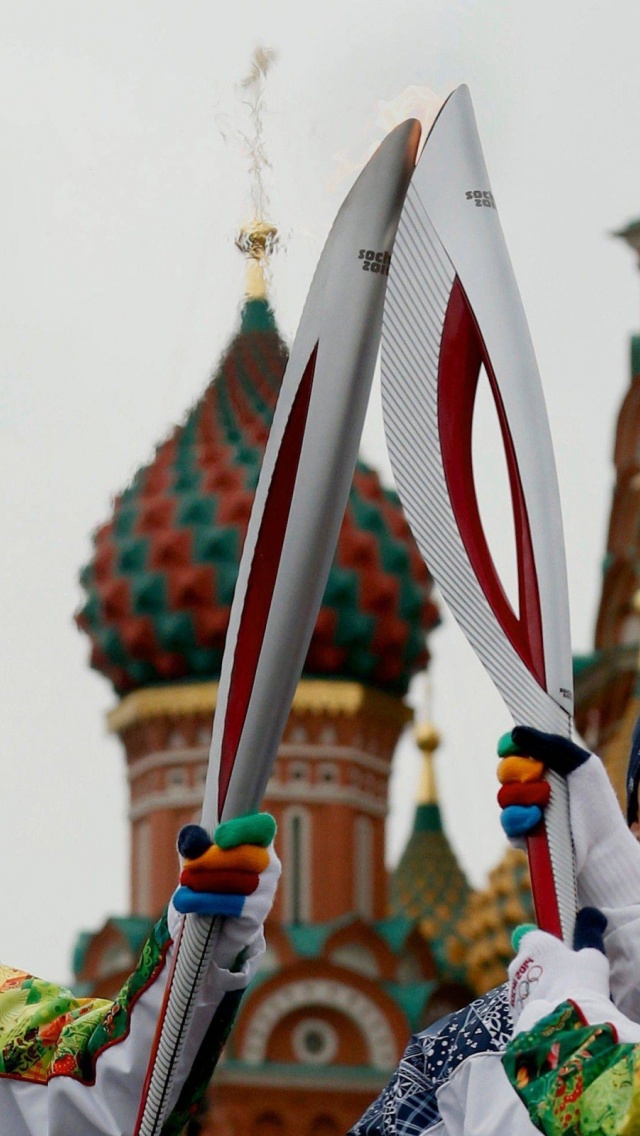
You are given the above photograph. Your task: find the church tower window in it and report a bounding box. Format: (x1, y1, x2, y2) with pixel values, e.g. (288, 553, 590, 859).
(283, 806, 311, 923)
(354, 815, 373, 918)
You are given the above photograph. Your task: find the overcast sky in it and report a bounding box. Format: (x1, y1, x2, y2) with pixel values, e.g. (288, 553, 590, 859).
(2, 0, 640, 982)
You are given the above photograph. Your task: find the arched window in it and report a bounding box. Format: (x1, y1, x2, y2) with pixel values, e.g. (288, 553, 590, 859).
(353, 815, 373, 918)
(253, 1112, 285, 1136)
(310, 1117, 340, 1136)
(320, 724, 337, 745)
(289, 724, 307, 744)
(317, 761, 338, 784)
(288, 760, 309, 783)
(166, 766, 187, 793)
(283, 806, 311, 924)
(617, 611, 640, 646)
(134, 819, 151, 914)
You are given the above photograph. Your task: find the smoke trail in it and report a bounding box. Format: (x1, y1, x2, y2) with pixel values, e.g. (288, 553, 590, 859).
(238, 46, 278, 222)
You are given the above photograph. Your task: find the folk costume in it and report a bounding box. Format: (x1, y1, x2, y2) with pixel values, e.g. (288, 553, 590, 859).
(503, 918, 640, 1136)
(0, 814, 280, 1136)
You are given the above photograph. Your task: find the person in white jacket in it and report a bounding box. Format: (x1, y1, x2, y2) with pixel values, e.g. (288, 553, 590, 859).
(503, 911, 640, 1134)
(351, 726, 640, 1136)
(0, 812, 280, 1136)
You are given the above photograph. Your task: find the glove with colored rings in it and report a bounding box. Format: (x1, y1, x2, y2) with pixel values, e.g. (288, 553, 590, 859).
(173, 812, 278, 920)
(497, 724, 640, 921)
(508, 907, 640, 1043)
(497, 726, 590, 841)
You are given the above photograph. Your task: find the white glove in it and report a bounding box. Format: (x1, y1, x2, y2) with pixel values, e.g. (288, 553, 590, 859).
(215, 841, 281, 969)
(509, 925, 640, 1043)
(497, 726, 640, 910)
(171, 814, 281, 972)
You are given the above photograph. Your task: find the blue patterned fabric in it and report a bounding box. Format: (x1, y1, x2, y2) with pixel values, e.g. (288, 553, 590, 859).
(350, 985, 512, 1135)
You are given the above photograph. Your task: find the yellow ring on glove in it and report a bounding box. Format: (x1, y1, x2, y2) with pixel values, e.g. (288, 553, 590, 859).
(182, 844, 270, 874)
(497, 756, 545, 785)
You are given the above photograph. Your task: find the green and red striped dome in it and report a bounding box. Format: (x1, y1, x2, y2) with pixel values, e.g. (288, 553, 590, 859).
(77, 296, 439, 695)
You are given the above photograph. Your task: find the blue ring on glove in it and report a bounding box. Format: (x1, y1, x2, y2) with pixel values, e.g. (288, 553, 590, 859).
(173, 887, 246, 918)
(501, 804, 542, 838)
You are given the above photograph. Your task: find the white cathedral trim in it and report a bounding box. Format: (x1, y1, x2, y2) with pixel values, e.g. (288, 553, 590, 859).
(241, 978, 398, 1069)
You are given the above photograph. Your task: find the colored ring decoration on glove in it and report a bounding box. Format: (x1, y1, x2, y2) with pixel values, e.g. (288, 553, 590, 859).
(173, 888, 246, 918)
(215, 814, 277, 849)
(497, 756, 546, 784)
(501, 804, 543, 838)
(511, 923, 538, 952)
(497, 782, 550, 809)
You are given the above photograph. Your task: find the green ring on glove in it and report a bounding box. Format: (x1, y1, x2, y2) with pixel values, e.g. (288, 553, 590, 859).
(214, 813, 277, 849)
(511, 923, 538, 952)
(497, 731, 521, 758)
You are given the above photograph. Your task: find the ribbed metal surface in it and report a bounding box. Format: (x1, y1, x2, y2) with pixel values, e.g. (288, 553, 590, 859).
(381, 183, 577, 943)
(137, 916, 219, 1136)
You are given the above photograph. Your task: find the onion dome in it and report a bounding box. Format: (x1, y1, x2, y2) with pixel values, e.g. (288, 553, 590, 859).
(77, 221, 439, 696)
(389, 722, 471, 982)
(455, 847, 534, 995)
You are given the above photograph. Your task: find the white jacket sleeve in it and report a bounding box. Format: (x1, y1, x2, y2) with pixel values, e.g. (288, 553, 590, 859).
(600, 903, 640, 1022)
(436, 1053, 539, 1136)
(502, 929, 640, 1136)
(0, 903, 263, 1136)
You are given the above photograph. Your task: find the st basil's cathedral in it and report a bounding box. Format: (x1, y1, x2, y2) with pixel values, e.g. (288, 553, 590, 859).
(72, 214, 640, 1135)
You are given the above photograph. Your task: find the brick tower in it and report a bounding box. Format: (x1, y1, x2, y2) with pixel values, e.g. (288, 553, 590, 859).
(572, 218, 640, 804)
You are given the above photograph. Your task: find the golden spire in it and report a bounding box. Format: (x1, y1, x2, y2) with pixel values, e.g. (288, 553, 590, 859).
(235, 219, 278, 300)
(414, 720, 441, 805)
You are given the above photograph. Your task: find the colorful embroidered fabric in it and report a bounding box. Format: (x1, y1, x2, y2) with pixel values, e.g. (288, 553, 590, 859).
(0, 912, 170, 1086)
(503, 1000, 640, 1135)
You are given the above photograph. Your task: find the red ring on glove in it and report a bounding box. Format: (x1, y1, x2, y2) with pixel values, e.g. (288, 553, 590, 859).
(179, 867, 260, 895)
(497, 782, 550, 809)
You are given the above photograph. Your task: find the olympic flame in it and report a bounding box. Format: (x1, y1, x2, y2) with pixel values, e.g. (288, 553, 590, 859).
(329, 85, 444, 192)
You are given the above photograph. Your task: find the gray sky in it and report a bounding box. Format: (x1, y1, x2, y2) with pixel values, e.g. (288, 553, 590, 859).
(2, 0, 640, 982)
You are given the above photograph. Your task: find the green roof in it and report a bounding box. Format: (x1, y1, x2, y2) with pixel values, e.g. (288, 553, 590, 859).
(71, 915, 154, 980)
(72, 931, 93, 978)
(382, 980, 435, 1031)
(371, 915, 415, 954)
(573, 651, 601, 677)
(108, 915, 155, 956)
(283, 921, 342, 958)
(413, 802, 442, 834)
(282, 914, 419, 960)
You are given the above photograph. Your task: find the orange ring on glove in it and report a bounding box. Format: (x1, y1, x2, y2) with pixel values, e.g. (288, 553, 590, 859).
(497, 756, 545, 785)
(183, 844, 269, 874)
